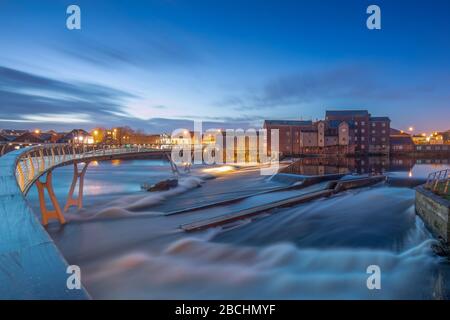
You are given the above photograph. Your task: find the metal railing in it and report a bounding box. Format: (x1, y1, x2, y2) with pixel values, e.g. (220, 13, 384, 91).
(425, 169, 450, 197)
(13, 144, 164, 194)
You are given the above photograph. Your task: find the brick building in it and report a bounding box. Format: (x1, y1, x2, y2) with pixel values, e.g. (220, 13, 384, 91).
(264, 110, 390, 156)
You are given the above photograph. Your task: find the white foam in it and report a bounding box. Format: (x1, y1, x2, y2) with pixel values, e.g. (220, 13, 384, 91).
(83, 237, 441, 300)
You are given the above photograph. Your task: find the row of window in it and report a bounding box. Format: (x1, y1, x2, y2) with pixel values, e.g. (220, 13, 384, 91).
(355, 121, 387, 127)
(354, 129, 387, 134)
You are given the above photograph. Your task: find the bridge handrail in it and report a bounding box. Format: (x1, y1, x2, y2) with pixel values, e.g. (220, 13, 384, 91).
(425, 169, 450, 196)
(13, 143, 163, 195)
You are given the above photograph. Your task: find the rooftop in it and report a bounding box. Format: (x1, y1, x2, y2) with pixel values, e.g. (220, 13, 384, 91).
(325, 110, 369, 117)
(390, 135, 414, 145)
(370, 116, 391, 122)
(264, 120, 313, 126)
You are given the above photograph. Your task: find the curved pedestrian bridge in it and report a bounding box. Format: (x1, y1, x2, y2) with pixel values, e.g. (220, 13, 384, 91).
(0, 144, 169, 299)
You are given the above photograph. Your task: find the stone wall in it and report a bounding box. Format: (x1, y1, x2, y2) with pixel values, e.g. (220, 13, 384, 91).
(415, 185, 450, 243)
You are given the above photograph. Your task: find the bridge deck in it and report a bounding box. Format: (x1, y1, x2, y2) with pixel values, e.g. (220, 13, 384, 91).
(0, 145, 168, 299)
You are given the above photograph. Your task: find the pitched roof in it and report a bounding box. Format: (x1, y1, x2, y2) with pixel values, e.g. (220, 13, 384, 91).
(370, 116, 390, 121)
(325, 110, 369, 117)
(390, 135, 414, 145)
(264, 120, 313, 126)
(390, 128, 409, 136)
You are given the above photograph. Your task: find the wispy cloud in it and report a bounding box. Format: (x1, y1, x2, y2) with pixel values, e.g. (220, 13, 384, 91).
(0, 65, 136, 126)
(217, 65, 450, 110)
(57, 34, 204, 70)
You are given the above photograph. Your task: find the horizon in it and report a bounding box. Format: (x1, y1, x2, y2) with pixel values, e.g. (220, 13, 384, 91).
(1, 0, 449, 133)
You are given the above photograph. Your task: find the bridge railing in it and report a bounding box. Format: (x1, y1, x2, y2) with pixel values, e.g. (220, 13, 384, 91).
(14, 144, 161, 194)
(425, 169, 450, 197)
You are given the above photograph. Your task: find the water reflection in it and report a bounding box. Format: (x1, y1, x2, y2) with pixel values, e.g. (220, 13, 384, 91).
(283, 157, 450, 178)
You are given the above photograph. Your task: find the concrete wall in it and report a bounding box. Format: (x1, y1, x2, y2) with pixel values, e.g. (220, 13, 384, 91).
(415, 185, 450, 243)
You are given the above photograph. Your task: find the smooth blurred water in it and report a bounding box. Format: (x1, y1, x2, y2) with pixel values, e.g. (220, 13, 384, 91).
(26, 157, 450, 299)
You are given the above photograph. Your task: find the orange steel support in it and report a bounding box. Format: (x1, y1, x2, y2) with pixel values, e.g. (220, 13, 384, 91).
(64, 161, 90, 212)
(35, 171, 66, 226)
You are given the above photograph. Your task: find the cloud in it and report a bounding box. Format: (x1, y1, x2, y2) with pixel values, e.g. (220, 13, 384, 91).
(217, 65, 450, 110)
(57, 34, 204, 70)
(0, 65, 136, 126)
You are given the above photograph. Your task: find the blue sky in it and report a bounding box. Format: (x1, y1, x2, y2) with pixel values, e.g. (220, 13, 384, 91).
(0, 0, 449, 133)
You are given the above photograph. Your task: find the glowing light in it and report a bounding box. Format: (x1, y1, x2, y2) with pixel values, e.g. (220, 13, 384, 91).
(408, 171, 413, 178)
(408, 127, 414, 132)
(34, 129, 40, 134)
(93, 130, 99, 136)
(202, 165, 235, 174)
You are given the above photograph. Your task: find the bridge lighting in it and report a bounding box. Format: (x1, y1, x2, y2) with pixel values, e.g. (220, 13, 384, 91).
(34, 129, 40, 134)
(408, 127, 414, 132)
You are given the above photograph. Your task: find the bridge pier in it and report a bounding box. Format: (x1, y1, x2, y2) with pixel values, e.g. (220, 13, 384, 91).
(64, 161, 90, 212)
(35, 170, 66, 226)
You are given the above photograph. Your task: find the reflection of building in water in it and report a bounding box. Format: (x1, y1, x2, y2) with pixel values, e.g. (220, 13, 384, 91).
(281, 156, 438, 175)
(283, 156, 449, 176)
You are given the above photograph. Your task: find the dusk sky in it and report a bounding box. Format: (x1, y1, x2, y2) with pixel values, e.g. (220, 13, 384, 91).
(0, 0, 449, 133)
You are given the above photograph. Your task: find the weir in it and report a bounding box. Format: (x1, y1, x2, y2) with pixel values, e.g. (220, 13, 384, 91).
(181, 175, 387, 232)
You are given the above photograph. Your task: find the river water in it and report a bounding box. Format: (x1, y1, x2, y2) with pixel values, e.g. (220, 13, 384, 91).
(26, 157, 450, 299)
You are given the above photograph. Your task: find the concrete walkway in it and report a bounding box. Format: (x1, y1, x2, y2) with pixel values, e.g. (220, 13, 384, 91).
(0, 148, 88, 299)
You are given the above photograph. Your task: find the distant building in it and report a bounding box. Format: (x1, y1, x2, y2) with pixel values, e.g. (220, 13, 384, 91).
(390, 135, 415, 153)
(57, 129, 90, 144)
(0, 129, 29, 141)
(264, 110, 390, 156)
(263, 120, 313, 156)
(14, 132, 51, 144)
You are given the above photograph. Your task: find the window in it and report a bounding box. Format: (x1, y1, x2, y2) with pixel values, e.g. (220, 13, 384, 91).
(372, 137, 375, 142)
(361, 121, 365, 125)
(354, 136, 358, 141)
(355, 129, 358, 133)
(382, 130, 386, 134)
(372, 123, 376, 127)
(381, 137, 386, 142)
(361, 137, 365, 141)
(355, 121, 358, 125)
(382, 123, 386, 127)
(372, 130, 375, 134)
(361, 129, 365, 133)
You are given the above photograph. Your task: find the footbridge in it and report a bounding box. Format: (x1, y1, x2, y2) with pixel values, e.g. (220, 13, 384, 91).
(0, 144, 170, 299)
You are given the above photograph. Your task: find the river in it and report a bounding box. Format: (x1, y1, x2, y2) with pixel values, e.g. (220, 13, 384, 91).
(26, 157, 450, 299)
